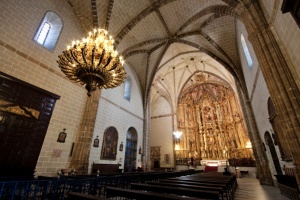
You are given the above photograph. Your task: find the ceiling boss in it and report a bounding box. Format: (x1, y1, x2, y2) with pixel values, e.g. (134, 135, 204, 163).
(57, 28, 126, 96)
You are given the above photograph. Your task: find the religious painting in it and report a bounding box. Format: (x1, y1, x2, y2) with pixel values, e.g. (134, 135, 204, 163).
(101, 126, 118, 160)
(57, 128, 67, 143)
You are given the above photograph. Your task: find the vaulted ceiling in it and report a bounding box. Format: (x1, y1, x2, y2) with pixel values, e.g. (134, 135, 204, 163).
(66, 0, 245, 103)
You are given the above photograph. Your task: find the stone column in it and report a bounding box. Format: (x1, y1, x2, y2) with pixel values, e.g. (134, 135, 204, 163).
(70, 90, 100, 175)
(247, 23, 300, 188)
(237, 85, 273, 185)
(143, 95, 151, 171)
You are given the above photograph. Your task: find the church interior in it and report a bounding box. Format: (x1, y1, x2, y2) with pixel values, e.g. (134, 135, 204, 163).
(0, 0, 299, 199)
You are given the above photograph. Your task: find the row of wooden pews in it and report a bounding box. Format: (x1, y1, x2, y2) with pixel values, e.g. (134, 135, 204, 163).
(168, 173, 238, 199)
(64, 170, 201, 199)
(105, 172, 237, 200)
(106, 187, 201, 200)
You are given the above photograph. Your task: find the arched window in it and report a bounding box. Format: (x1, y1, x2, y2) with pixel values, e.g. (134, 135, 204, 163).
(240, 33, 253, 69)
(124, 76, 132, 101)
(33, 11, 63, 51)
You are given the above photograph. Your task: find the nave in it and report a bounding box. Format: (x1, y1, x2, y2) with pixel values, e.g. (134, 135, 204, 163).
(68, 171, 289, 200)
(235, 177, 289, 200)
(0, 169, 291, 200)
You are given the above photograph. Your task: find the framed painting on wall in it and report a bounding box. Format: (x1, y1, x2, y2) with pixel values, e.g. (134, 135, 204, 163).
(101, 126, 118, 160)
(57, 129, 67, 143)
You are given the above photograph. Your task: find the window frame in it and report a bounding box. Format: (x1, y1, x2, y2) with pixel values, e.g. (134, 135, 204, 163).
(123, 76, 132, 101)
(33, 11, 63, 51)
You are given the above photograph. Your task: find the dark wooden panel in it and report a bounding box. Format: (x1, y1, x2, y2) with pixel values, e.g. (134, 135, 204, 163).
(282, 0, 300, 27)
(0, 72, 60, 177)
(91, 163, 120, 174)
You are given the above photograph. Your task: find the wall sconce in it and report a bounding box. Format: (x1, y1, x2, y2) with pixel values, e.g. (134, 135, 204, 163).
(173, 130, 182, 144)
(119, 142, 123, 151)
(93, 136, 99, 147)
(57, 128, 67, 143)
(138, 146, 142, 154)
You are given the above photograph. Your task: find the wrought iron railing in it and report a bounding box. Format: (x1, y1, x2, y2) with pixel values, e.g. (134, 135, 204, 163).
(0, 170, 201, 199)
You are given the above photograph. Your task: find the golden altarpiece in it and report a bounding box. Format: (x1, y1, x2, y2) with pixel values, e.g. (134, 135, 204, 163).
(175, 73, 254, 166)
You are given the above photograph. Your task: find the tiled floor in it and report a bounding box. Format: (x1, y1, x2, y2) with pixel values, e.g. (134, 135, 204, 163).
(235, 177, 290, 200)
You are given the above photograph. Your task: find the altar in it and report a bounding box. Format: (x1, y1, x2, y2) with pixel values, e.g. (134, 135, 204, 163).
(174, 78, 254, 166)
(200, 159, 228, 166)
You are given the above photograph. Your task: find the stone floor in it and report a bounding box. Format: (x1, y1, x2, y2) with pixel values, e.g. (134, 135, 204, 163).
(235, 177, 290, 200)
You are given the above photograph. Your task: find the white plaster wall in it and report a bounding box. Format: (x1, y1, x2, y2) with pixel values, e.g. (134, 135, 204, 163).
(236, 20, 259, 99)
(151, 117, 174, 168)
(150, 96, 174, 168)
(260, 0, 276, 21)
(0, 0, 88, 177)
(89, 65, 144, 171)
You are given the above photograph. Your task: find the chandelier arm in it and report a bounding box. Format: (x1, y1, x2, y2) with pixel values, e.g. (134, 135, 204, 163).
(62, 51, 73, 64)
(102, 56, 113, 69)
(58, 55, 75, 76)
(81, 47, 89, 70)
(97, 49, 106, 67)
(70, 49, 85, 69)
(91, 47, 95, 69)
(109, 63, 118, 71)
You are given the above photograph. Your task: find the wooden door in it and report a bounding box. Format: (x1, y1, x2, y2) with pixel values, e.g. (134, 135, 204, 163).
(0, 72, 60, 177)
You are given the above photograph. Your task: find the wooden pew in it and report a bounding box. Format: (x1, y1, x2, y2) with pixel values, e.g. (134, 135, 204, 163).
(67, 192, 109, 200)
(158, 179, 230, 199)
(168, 174, 237, 199)
(105, 186, 204, 200)
(160, 179, 227, 188)
(146, 181, 223, 198)
(130, 183, 220, 200)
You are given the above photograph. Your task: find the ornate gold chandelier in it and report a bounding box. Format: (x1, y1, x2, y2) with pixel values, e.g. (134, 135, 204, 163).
(57, 28, 126, 96)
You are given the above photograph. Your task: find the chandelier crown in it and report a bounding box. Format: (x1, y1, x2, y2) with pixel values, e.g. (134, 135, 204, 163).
(57, 28, 126, 96)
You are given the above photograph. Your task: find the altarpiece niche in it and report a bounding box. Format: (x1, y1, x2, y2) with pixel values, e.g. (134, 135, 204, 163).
(175, 73, 254, 166)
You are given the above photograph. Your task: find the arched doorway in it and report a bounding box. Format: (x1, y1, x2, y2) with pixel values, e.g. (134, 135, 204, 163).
(124, 127, 138, 172)
(264, 131, 283, 175)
